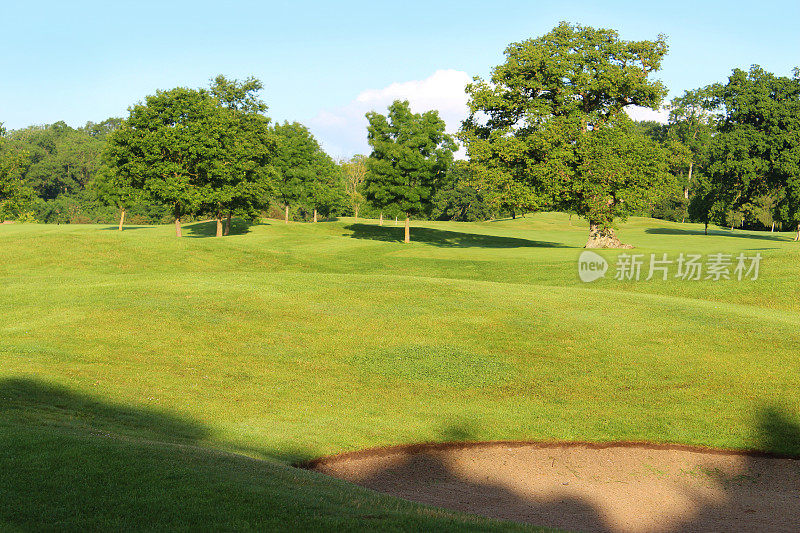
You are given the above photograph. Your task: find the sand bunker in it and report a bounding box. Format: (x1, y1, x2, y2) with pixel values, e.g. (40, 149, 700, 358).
(308, 441, 800, 532)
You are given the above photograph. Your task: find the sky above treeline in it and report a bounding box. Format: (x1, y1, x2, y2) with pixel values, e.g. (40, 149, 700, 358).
(2, 0, 798, 158)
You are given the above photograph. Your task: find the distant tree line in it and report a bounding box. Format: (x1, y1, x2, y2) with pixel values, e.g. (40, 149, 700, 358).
(2, 22, 799, 246)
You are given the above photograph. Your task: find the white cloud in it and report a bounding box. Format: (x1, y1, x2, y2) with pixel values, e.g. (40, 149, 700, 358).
(625, 105, 669, 123)
(307, 69, 472, 160)
(308, 73, 669, 160)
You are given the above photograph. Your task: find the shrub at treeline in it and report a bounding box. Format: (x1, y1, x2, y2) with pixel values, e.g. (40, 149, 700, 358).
(2, 23, 800, 245)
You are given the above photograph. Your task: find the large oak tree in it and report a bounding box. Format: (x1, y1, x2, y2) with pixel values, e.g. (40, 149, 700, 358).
(461, 22, 672, 247)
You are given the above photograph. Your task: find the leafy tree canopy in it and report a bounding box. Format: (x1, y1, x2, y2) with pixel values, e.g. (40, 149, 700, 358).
(364, 100, 456, 218)
(706, 66, 800, 232)
(272, 121, 342, 217)
(461, 22, 671, 247)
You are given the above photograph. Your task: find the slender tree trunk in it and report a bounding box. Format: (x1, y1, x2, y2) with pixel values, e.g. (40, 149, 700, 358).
(224, 211, 231, 236)
(795, 223, 800, 241)
(175, 217, 182, 238)
(404, 214, 410, 243)
(771, 221, 775, 233)
(585, 222, 631, 249)
(685, 162, 693, 199)
(379, 213, 383, 226)
(215, 212, 223, 237)
(394, 216, 398, 226)
(118, 208, 125, 231)
(704, 222, 708, 235)
(354, 205, 359, 221)
(285, 205, 289, 224)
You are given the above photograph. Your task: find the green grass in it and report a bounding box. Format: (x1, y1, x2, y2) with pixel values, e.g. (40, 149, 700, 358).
(1, 213, 799, 530)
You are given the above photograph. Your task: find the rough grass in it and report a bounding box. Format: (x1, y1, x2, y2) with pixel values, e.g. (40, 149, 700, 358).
(1, 213, 798, 530)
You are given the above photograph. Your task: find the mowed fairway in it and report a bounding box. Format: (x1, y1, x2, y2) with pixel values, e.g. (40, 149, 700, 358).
(1, 213, 799, 530)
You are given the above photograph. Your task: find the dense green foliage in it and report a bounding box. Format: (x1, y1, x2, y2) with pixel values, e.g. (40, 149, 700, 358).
(2, 25, 799, 239)
(364, 100, 456, 219)
(461, 22, 672, 246)
(431, 161, 496, 221)
(272, 121, 346, 221)
(704, 67, 800, 235)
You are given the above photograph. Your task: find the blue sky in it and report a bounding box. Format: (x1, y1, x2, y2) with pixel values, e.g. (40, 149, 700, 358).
(2, 0, 798, 157)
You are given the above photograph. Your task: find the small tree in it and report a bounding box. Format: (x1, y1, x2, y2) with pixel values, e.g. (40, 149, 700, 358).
(364, 100, 456, 243)
(94, 162, 140, 230)
(272, 122, 337, 223)
(342, 154, 367, 219)
(431, 161, 495, 221)
(667, 88, 718, 199)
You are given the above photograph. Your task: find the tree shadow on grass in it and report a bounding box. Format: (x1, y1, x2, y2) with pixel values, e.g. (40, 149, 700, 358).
(0, 377, 209, 443)
(345, 223, 571, 248)
(645, 227, 791, 242)
(184, 218, 254, 238)
(100, 225, 153, 231)
(6, 377, 800, 531)
(0, 377, 530, 531)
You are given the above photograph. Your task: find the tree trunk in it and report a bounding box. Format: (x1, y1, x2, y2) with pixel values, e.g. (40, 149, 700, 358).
(175, 217, 182, 238)
(404, 214, 410, 243)
(584, 223, 632, 249)
(313, 209, 317, 223)
(685, 162, 693, 199)
(379, 213, 383, 226)
(118, 208, 125, 231)
(795, 223, 800, 242)
(354, 205, 358, 221)
(394, 216, 398, 226)
(215, 213, 223, 237)
(704, 222, 708, 235)
(771, 221, 775, 233)
(285, 205, 289, 224)
(224, 211, 231, 236)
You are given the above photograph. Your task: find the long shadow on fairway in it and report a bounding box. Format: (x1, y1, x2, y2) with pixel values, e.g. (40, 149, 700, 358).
(0, 377, 209, 443)
(6, 377, 800, 531)
(185, 219, 254, 238)
(645, 227, 790, 242)
(101, 225, 154, 231)
(0, 378, 530, 531)
(345, 223, 571, 248)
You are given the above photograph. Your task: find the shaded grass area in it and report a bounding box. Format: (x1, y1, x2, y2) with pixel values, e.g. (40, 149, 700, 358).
(1, 213, 799, 529)
(0, 378, 536, 532)
(346, 223, 570, 248)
